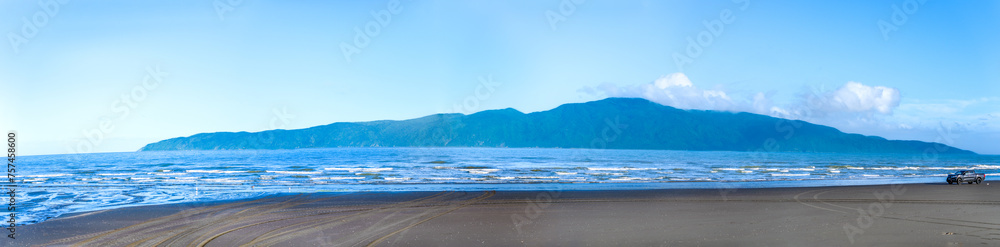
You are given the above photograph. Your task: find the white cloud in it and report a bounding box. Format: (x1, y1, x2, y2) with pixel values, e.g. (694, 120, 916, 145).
(585, 73, 902, 120)
(653, 73, 693, 88)
(588, 73, 741, 112)
(581, 75, 998, 153)
(582, 74, 910, 130)
(796, 81, 900, 117)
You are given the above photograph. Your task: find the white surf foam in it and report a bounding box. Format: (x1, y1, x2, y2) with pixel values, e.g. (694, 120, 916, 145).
(311, 176, 365, 180)
(587, 167, 657, 171)
(187, 170, 243, 174)
(267, 170, 322, 175)
(23, 174, 72, 178)
(324, 168, 393, 172)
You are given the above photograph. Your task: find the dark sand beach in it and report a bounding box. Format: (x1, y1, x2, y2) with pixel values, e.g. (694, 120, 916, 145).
(10, 183, 1000, 246)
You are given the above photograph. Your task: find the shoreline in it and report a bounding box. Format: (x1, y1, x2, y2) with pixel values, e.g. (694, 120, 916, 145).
(15, 177, 946, 225)
(8, 183, 1000, 246)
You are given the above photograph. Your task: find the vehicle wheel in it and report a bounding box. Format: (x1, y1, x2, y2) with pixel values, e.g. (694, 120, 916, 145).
(957, 178, 963, 185)
(977, 178, 982, 184)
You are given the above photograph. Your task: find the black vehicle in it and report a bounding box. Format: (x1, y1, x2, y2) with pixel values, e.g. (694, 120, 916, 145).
(947, 170, 985, 185)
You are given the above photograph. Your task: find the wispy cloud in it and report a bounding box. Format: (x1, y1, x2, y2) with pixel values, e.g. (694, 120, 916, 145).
(581, 73, 998, 153)
(582, 73, 755, 113)
(795, 81, 900, 116)
(893, 97, 1000, 131)
(583, 73, 901, 122)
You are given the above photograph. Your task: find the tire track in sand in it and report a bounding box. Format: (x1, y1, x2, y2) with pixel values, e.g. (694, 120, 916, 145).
(242, 191, 496, 247)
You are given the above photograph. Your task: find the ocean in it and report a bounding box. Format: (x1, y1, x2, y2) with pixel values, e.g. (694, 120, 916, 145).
(10, 147, 1000, 225)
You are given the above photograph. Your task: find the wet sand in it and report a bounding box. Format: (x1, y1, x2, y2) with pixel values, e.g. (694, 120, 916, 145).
(8, 183, 1000, 246)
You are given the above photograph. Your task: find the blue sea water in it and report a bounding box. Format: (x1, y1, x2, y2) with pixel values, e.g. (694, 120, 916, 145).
(8, 147, 1000, 225)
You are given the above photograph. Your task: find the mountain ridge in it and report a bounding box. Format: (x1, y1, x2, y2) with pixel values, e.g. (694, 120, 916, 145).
(139, 98, 976, 154)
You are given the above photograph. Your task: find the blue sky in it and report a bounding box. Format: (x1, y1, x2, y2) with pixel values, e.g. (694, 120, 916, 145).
(2, 0, 998, 155)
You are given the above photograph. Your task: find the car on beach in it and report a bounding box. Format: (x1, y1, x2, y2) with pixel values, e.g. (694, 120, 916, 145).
(947, 170, 985, 184)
